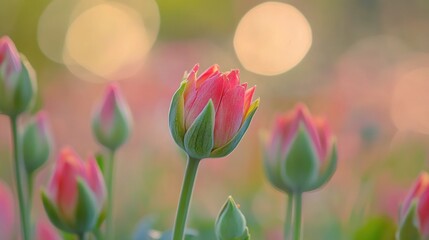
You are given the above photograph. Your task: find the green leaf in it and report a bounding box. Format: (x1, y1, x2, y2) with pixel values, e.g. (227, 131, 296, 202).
(184, 100, 215, 159)
(210, 99, 259, 158)
(169, 80, 187, 149)
(74, 179, 98, 233)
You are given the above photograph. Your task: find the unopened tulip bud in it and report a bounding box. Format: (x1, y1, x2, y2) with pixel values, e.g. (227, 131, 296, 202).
(215, 196, 250, 240)
(263, 104, 337, 193)
(92, 84, 132, 151)
(42, 147, 106, 234)
(0, 36, 36, 117)
(0, 181, 14, 240)
(35, 220, 62, 240)
(22, 111, 53, 174)
(169, 64, 259, 160)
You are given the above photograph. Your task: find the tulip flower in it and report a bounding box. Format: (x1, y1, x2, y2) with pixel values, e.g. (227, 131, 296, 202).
(169, 64, 259, 160)
(0, 36, 36, 117)
(42, 147, 106, 236)
(215, 196, 250, 240)
(170, 64, 259, 240)
(22, 111, 53, 174)
(0, 181, 14, 240)
(92, 84, 132, 151)
(35, 220, 62, 240)
(397, 173, 429, 240)
(263, 104, 337, 240)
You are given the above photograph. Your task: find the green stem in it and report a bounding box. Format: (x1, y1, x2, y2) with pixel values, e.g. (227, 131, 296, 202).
(27, 172, 34, 235)
(10, 116, 30, 240)
(172, 156, 201, 240)
(293, 192, 303, 240)
(105, 150, 116, 240)
(285, 193, 294, 240)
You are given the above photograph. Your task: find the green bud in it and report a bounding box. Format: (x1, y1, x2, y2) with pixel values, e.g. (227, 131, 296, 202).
(215, 196, 250, 240)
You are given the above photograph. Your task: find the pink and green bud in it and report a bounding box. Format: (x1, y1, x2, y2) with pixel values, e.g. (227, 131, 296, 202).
(35, 219, 62, 240)
(0, 181, 14, 240)
(263, 104, 337, 193)
(169, 64, 259, 159)
(42, 147, 106, 234)
(397, 173, 429, 239)
(215, 196, 250, 240)
(92, 84, 132, 151)
(0, 36, 36, 117)
(22, 111, 53, 174)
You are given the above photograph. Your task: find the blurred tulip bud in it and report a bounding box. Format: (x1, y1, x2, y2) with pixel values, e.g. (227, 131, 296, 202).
(0, 36, 36, 117)
(397, 173, 429, 239)
(22, 111, 53, 174)
(92, 84, 132, 151)
(0, 181, 14, 240)
(215, 196, 250, 240)
(263, 104, 337, 193)
(42, 147, 106, 234)
(35, 219, 62, 240)
(169, 64, 259, 159)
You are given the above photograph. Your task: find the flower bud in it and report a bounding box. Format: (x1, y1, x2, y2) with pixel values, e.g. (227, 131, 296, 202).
(397, 172, 429, 239)
(0, 36, 36, 117)
(169, 64, 259, 159)
(215, 196, 250, 240)
(22, 111, 53, 174)
(0, 181, 14, 240)
(263, 104, 337, 193)
(35, 219, 62, 240)
(92, 84, 132, 151)
(42, 147, 106, 234)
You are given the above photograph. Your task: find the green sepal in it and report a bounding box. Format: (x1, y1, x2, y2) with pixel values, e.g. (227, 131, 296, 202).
(74, 179, 98, 233)
(215, 196, 249, 240)
(95, 153, 105, 175)
(41, 190, 73, 233)
(396, 202, 421, 240)
(307, 142, 338, 191)
(281, 126, 319, 192)
(263, 147, 293, 194)
(169, 80, 187, 149)
(184, 100, 215, 159)
(210, 99, 259, 158)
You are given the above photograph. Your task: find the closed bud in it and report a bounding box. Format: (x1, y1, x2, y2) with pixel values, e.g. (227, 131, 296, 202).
(92, 84, 132, 151)
(215, 196, 250, 240)
(0, 36, 36, 117)
(22, 111, 53, 174)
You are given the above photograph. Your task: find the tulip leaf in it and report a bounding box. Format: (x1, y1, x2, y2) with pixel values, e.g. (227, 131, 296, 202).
(184, 100, 215, 159)
(210, 98, 259, 158)
(307, 142, 338, 191)
(169, 80, 187, 149)
(41, 190, 73, 233)
(74, 179, 98, 233)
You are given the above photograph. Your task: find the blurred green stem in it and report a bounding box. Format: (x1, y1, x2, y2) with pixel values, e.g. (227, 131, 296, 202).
(172, 156, 200, 240)
(78, 232, 87, 240)
(10, 116, 30, 240)
(285, 193, 294, 240)
(293, 192, 303, 240)
(105, 150, 116, 240)
(27, 171, 34, 235)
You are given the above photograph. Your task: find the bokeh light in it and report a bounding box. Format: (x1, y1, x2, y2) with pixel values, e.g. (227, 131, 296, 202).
(233, 2, 312, 76)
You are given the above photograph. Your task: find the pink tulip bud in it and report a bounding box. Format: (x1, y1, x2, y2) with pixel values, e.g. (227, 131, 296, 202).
(35, 220, 62, 240)
(0, 36, 21, 78)
(264, 104, 337, 193)
(399, 172, 429, 237)
(92, 84, 132, 151)
(43, 147, 106, 232)
(0, 181, 15, 239)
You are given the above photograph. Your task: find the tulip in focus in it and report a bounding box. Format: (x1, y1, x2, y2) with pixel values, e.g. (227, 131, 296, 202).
(263, 104, 337, 193)
(35, 220, 62, 240)
(0, 181, 14, 240)
(397, 172, 429, 240)
(42, 147, 106, 234)
(169, 64, 259, 159)
(0, 36, 36, 117)
(92, 84, 132, 151)
(22, 111, 53, 174)
(215, 196, 250, 240)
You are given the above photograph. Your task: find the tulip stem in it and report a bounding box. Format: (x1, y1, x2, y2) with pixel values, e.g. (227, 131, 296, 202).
(285, 193, 294, 240)
(293, 192, 303, 240)
(10, 116, 30, 240)
(27, 172, 34, 235)
(173, 156, 200, 240)
(105, 149, 116, 240)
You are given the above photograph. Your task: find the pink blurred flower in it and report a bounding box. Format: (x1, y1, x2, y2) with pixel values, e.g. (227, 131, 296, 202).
(0, 181, 15, 239)
(35, 220, 62, 240)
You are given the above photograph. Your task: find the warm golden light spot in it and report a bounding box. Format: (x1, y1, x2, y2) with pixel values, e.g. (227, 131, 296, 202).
(233, 2, 312, 76)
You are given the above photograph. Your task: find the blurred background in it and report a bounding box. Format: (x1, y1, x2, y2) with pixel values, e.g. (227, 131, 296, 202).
(1, 0, 429, 239)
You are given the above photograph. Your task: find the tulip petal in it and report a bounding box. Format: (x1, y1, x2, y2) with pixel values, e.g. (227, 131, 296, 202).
(419, 186, 429, 236)
(210, 98, 259, 158)
(169, 81, 187, 148)
(196, 64, 219, 87)
(402, 173, 429, 218)
(184, 100, 215, 159)
(214, 85, 245, 148)
(243, 86, 255, 118)
(86, 158, 106, 207)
